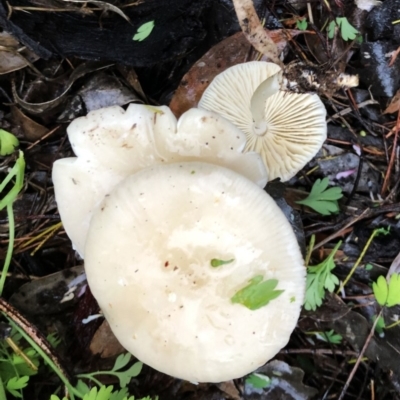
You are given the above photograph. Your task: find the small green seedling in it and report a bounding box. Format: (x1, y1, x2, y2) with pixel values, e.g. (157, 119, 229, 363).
(304, 241, 341, 311)
(133, 21, 155, 41)
(77, 353, 143, 389)
(0, 129, 19, 156)
(6, 376, 29, 398)
(0, 327, 42, 399)
(372, 314, 386, 336)
(370, 273, 400, 335)
(245, 373, 271, 389)
(0, 151, 25, 297)
(210, 258, 234, 268)
(296, 177, 343, 216)
(372, 273, 400, 308)
(231, 276, 284, 310)
(309, 329, 342, 344)
(327, 17, 359, 41)
(51, 385, 154, 400)
(296, 18, 308, 31)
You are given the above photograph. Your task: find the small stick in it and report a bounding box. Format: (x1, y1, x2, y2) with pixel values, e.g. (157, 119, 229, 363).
(336, 227, 384, 294)
(281, 348, 359, 357)
(381, 110, 400, 195)
(0, 298, 71, 381)
(313, 208, 370, 250)
(337, 310, 382, 400)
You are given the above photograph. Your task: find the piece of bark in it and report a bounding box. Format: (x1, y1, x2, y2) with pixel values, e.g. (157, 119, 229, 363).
(0, 0, 212, 66)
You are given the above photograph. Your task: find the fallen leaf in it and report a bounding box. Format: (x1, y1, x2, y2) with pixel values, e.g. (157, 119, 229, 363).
(11, 106, 48, 141)
(169, 29, 305, 118)
(90, 320, 125, 358)
(389, 45, 400, 67)
(0, 32, 39, 75)
(383, 88, 400, 114)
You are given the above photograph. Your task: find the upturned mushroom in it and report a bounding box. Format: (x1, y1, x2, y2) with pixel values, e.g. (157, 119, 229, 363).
(53, 104, 267, 256)
(198, 61, 327, 182)
(84, 162, 306, 383)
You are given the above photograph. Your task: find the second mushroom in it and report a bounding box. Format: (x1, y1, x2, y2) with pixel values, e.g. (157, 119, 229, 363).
(199, 61, 327, 182)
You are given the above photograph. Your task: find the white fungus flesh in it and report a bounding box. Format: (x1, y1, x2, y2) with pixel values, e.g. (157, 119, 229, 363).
(53, 104, 267, 256)
(84, 162, 305, 383)
(198, 61, 327, 182)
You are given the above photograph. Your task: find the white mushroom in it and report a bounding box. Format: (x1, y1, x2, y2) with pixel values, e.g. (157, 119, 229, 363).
(53, 104, 267, 256)
(84, 162, 306, 383)
(198, 61, 327, 182)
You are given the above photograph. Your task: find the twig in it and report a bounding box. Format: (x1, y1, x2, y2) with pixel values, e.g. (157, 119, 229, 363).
(337, 310, 382, 400)
(313, 208, 370, 250)
(0, 298, 71, 380)
(0, 298, 79, 399)
(381, 110, 400, 195)
(327, 99, 379, 122)
(281, 348, 359, 357)
(26, 126, 60, 150)
(336, 227, 384, 294)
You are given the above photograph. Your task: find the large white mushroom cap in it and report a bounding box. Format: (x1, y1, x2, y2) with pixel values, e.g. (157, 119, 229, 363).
(198, 61, 327, 182)
(53, 104, 267, 256)
(84, 162, 305, 383)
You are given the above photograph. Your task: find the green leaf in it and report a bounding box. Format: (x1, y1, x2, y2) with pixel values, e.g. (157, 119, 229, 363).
(6, 376, 29, 397)
(296, 178, 343, 216)
(83, 386, 115, 400)
(386, 273, 400, 307)
(210, 258, 234, 268)
(372, 275, 389, 306)
(327, 20, 336, 39)
(112, 353, 131, 371)
(0, 129, 19, 156)
(50, 396, 68, 400)
(373, 314, 386, 335)
(133, 21, 155, 41)
(118, 361, 143, 387)
(76, 379, 90, 395)
(6, 376, 29, 390)
(296, 18, 308, 30)
(245, 372, 271, 389)
(304, 241, 341, 311)
(322, 330, 342, 344)
(46, 333, 61, 348)
(231, 275, 284, 310)
(336, 17, 359, 41)
(0, 151, 25, 211)
(109, 388, 129, 400)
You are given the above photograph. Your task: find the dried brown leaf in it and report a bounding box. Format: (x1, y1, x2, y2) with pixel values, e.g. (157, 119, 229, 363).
(0, 32, 40, 74)
(12, 61, 113, 115)
(169, 32, 250, 118)
(383, 89, 400, 114)
(90, 320, 125, 358)
(169, 29, 303, 118)
(11, 106, 49, 141)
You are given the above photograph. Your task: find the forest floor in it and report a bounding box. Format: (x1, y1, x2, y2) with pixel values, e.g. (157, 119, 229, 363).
(1, 0, 400, 399)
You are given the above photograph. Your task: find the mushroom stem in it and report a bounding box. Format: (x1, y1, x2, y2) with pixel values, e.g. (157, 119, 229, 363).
(252, 121, 269, 136)
(232, 0, 283, 67)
